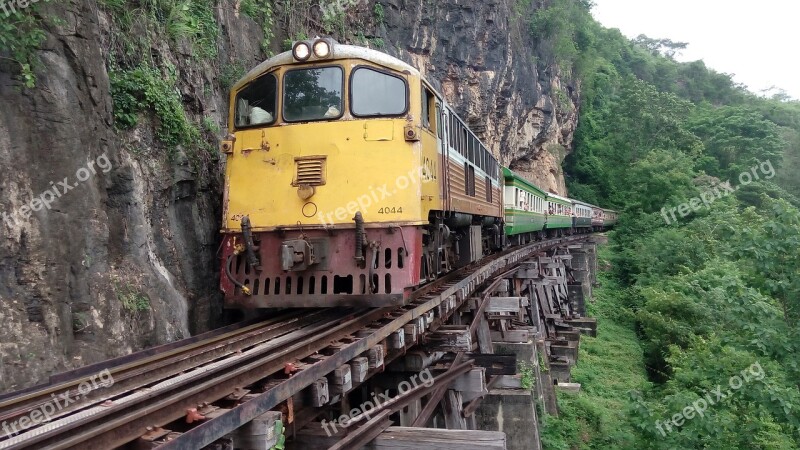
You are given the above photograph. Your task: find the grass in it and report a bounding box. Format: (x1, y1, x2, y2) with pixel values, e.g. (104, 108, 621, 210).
(520, 362, 536, 390)
(540, 249, 650, 449)
(116, 283, 151, 313)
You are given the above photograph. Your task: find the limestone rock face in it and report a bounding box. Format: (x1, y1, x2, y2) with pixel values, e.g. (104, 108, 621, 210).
(374, 0, 579, 194)
(0, 0, 577, 391)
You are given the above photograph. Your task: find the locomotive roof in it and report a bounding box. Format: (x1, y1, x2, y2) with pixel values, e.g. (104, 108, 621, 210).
(232, 44, 421, 92)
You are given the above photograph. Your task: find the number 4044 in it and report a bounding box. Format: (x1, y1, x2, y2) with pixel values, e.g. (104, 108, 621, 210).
(378, 207, 403, 214)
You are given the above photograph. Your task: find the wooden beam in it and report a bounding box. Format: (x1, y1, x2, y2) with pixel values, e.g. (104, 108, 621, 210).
(440, 354, 517, 376)
(490, 329, 531, 343)
(227, 411, 282, 450)
(442, 390, 466, 430)
(400, 351, 444, 372)
(328, 365, 352, 396)
(475, 314, 494, 354)
(462, 375, 502, 418)
(399, 399, 421, 427)
(410, 353, 465, 427)
(305, 378, 329, 407)
(350, 357, 369, 383)
(327, 411, 392, 450)
(555, 382, 581, 393)
(486, 297, 528, 313)
(426, 326, 472, 352)
(365, 427, 506, 450)
(453, 368, 487, 402)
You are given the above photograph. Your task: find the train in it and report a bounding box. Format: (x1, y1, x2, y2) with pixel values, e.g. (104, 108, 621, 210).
(219, 39, 617, 309)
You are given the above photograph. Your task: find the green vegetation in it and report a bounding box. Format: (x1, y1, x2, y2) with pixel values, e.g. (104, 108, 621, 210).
(368, 36, 385, 49)
(541, 266, 650, 449)
(202, 115, 221, 134)
(321, 0, 356, 36)
(0, 0, 51, 88)
(240, 0, 276, 54)
(95, 0, 224, 169)
(373, 2, 385, 24)
(100, 0, 219, 61)
(116, 283, 151, 312)
(527, 1, 800, 448)
(520, 363, 536, 390)
(110, 64, 202, 151)
(220, 62, 248, 90)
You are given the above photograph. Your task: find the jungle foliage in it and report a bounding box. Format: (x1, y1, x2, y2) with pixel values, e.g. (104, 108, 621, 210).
(532, 1, 800, 449)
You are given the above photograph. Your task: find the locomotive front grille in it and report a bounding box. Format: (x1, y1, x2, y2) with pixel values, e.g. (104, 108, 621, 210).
(293, 156, 326, 186)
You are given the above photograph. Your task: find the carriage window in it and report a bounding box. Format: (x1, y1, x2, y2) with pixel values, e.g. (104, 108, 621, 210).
(351, 67, 407, 117)
(235, 73, 277, 128)
(284, 67, 343, 122)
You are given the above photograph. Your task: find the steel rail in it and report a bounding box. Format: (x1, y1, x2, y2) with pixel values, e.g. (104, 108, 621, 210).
(0, 310, 307, 410)
(156, 235, 591, 449)
(0, 309, 328, 427)
(0, 309, 359, 449)
(0, 234, 592, 450)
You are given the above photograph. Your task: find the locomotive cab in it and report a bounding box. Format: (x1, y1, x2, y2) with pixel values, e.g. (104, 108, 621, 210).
(221, 40, 445, 308)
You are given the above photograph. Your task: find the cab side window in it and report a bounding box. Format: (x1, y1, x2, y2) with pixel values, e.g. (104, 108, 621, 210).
(236, 73, 277, 127)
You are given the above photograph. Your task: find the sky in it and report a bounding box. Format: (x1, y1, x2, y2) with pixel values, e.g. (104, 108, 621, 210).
(591, 0, 800, 99)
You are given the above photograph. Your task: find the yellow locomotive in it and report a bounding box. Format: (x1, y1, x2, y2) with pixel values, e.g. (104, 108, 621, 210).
(220, 39, 503, 308)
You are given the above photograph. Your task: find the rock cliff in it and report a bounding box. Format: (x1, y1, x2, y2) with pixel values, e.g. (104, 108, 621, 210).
(0, 0, 577, 391)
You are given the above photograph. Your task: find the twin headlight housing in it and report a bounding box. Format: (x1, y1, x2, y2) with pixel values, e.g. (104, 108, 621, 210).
(292, 38, 335, 62)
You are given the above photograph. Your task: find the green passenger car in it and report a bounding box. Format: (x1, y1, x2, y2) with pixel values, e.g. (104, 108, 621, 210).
(602, 208, 618, 228)
(546, 192, 572, 229)
(503, 167, 547, 236)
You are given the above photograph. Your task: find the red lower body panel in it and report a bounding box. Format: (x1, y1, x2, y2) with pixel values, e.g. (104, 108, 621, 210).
(221, 226, 422, 308)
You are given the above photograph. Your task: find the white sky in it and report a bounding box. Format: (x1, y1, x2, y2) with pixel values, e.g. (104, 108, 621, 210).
(591, 0, 800, 99)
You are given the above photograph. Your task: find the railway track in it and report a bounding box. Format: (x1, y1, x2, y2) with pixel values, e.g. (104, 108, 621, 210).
(0, 234, 591, 450)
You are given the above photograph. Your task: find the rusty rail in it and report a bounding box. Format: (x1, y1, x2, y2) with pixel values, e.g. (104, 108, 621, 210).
(0, 234, 591, 450)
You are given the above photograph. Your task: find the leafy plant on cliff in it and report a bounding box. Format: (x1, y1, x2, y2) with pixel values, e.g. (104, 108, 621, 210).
(116, 283, 151, 312)
(220, 62, 247, 89)
(321, 0, 357, 36)
(99, 0, 219, 60)
(240, 0, 276, 54)
(373, 2, 385, 24)
(110, 63, 201, 152)
(0, 1, 51, 88)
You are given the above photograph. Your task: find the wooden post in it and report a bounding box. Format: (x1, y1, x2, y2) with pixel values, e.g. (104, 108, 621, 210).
(443, 390, 466, 430)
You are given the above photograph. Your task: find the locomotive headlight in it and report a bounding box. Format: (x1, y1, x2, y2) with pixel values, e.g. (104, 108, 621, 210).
(313, 39, 331, 58)
(292, 42, 311, 61)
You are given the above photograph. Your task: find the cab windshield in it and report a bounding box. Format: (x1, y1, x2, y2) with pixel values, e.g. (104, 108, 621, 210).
(283, 67, 344, 122)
